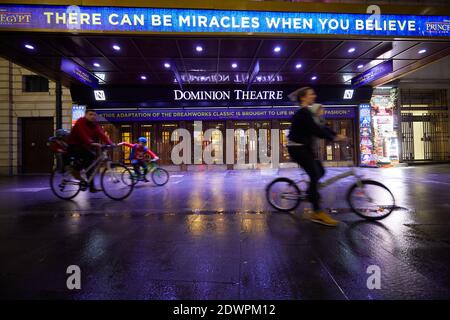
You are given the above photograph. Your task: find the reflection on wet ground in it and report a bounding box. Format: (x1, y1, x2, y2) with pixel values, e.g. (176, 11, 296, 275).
(0, 165, 450, 299)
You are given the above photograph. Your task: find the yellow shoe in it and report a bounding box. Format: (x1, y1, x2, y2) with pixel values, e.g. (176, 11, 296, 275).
(310, 210, 339, 227)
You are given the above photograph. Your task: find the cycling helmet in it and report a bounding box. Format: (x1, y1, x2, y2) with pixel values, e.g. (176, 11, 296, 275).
(138, 137, 147, 144)
(55, 128, 70, 138)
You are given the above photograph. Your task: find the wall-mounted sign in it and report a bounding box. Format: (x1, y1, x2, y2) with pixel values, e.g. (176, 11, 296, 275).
(351, 60, 393, 88)
(173, 89, 284, 101)
(94, 90, 106, 101)
(343, 89, 354, 99)
(71, 85, 373, 107)
(61, 58, 99, 88)
(1, 4, 449, 37)
(96, 107, 355, 122)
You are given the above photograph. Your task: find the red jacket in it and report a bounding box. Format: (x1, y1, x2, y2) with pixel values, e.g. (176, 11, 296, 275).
(120, 142, 157, 160)
(68, 117, 112, 148)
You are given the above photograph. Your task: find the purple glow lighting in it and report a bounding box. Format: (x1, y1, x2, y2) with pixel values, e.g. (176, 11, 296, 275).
(112, 45, 121, 51)
(273, 46, 281, 53)
(348, 47, 356, 53)
(295, 63, 302, 69)
(231, 63, 238, 69)
(93, 62, 100, 67)
(140, 75, 147, 80)
(357, 64, 364, 69)
(164, 62, 171, 69)
(418, 49, 427, 54)
(311, 76, 317, 80)
(196, 46, 203, 52)
(24, 44, 34, 50)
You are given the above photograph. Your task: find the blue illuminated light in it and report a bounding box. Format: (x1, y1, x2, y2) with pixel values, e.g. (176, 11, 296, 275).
(0, 4, 449, 38)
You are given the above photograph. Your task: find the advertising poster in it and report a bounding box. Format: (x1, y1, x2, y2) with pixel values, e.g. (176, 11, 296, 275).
(72, 104, 86, 127)
(371, 95, 399, 165)
(359, 103, 376, 166)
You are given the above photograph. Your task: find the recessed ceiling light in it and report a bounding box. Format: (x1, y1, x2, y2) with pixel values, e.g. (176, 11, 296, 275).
(357, 64, 364, 69)
(274, 46, 281, 53)
(112, 45, 121, 51)
(24, 44, 34, 50)
(348, 47, 356, 53)
(418, 49, 427, 54)
(311, 76, 317, 80)
(93, 62, 101, 67)
(295, 63, 302, 69)
(231, 63, 238, 69)
(164, 62, 171, 69)
(140, 75, 147, 80)
(196, 46, 203, 52)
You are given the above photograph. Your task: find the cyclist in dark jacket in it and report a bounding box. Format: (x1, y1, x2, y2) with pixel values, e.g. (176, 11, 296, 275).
(287, 87, 345, 226)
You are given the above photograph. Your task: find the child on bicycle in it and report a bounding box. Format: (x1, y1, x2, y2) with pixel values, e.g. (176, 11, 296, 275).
(48, 129, 70, 172)
(118, 137, 159, 182)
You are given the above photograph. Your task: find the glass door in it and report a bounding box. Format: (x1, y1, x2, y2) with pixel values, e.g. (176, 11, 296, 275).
(157, 123, 179, 165)
(120, 125, 133, 164)
(279, 122, 291, 162)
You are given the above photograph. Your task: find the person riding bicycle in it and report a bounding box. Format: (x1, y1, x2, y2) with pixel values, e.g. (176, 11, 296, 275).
(118, 137, 159, 182)
(287, 87, 346, 227)
(67, 109, 113, 193)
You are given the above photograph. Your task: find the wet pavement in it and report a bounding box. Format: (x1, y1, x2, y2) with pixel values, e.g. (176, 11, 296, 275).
(1, 164, 450, 300)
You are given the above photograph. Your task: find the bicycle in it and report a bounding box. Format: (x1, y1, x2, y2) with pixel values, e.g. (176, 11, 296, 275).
(266, 143, 396, 220)
(124, 159, 170, 187)
(50, 145, 135, 201)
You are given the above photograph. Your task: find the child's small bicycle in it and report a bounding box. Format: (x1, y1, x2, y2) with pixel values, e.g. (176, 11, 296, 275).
(125, 159, 170, 186)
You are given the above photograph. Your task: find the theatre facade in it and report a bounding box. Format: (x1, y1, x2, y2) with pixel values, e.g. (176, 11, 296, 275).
(71, 84, 371, 169)
(1, 0, 450, 173)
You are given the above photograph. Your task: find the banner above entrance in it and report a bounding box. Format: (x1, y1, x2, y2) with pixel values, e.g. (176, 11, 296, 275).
(1, 4, 450, 37)
(96, 107, 356, 122)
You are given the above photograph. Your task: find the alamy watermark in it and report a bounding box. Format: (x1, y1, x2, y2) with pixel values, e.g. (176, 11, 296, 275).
(66, 265, 81, 290)
(366, 265, 381, 290)
(170, 121, 280, 166)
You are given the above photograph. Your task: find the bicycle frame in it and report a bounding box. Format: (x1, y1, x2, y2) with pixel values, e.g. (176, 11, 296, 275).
(64, 149, 113, 186)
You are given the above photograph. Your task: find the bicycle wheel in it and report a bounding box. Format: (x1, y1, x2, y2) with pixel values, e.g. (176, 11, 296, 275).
(101, 163, 134, 200)
(50, 168, 81, 200)
(347, 180, 395, 220)
(266, 177, 302, 212)
(122, 170, 138, 186)
(151, 167, 169, 186)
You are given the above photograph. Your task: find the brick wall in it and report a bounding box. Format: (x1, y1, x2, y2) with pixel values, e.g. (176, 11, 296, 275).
(0, 57, 72, 175)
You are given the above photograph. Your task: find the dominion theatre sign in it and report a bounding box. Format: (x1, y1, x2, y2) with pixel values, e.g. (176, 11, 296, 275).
(174, 90, 284, 101)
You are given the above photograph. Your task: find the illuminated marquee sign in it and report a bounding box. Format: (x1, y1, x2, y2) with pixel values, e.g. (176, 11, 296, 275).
(351, 60, 393, 89)
(96, 107, 355, 122)
(173, 90, 284, 101)
(0, 4, 450, 37)
(61, 58, 99, 88)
